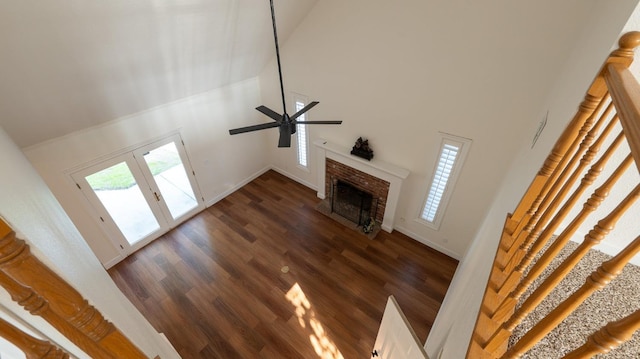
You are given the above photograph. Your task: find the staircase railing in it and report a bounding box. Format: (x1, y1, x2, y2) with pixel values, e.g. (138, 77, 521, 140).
(467, 31, 640, 358)
(0, 218, 149, 358)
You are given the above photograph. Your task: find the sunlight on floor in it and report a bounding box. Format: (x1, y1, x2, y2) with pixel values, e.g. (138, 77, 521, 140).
(286, 283, 345, 359)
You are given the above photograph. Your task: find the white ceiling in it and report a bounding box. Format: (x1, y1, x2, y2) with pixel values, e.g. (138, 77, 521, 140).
(0, 0, 318, 148)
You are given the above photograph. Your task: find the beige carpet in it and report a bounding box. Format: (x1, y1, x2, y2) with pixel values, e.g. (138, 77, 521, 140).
(509, 240, 640, 358)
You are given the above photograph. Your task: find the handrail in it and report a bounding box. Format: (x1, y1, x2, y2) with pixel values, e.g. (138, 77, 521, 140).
(466, 31, 640, 358)
(605, 62, 640, 173)
(0, 218, 149, 359)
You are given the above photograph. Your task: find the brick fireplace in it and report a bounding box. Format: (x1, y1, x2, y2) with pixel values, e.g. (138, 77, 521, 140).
(314, 140, 410, 232)
(326, 158, 389, 224)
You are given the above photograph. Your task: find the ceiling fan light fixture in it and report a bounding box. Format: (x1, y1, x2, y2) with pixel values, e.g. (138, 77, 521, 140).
(228, 0, 342, 148)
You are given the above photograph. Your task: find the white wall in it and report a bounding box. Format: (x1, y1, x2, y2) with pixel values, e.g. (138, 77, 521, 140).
(258, 0, 606, 258)
(425, 1, 640, 358)
(24, 78, 269, 266)
(0, 126, 180, 358)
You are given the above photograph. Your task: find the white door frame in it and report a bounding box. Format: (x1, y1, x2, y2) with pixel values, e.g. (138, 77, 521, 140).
(132, 134, 204, 224)
(70, 133, 204, 260)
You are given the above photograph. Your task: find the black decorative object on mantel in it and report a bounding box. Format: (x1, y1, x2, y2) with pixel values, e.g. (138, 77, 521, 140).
(351, 137, 374, 160)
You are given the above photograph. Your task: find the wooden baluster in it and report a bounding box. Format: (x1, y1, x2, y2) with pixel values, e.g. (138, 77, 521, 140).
(505, 233, 640, 358)
(504, 31, 640, 243)
(522, 96, 610, 234)
(476, 102, 614, 355)
(562, 306, 640, 358)
(505, 185, 640, 353)
(493, 119, 622, 300)
(490, 115, 617, 310)
(517, 105, 615, 253)
(0, 220, 148, 358)
(515, 121, 621, 271)
(466, 31, 640, 359)
(495, 103, 614, 280)
(482, 154, 634, 353)
(490, 132, 627, 316)
(0, 316, 70, 359)
(509, 180, 639, 326)
(0, 271, 114, 358)
(505, 94, 608, 242)
(500, 147, 630, 307)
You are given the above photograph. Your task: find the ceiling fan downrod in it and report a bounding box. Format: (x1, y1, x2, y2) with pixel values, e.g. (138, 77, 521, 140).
(227, 0, 342, 148)
(270, 0, 288, 116)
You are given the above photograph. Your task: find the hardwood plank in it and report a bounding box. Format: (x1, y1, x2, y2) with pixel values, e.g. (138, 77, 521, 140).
(109, 170, 458, 358)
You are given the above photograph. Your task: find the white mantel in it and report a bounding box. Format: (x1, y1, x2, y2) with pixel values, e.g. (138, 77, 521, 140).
(314, 139, 410, 233)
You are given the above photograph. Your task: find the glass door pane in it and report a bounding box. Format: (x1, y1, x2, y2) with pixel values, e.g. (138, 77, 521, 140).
(140, 141, 199, 220)
(71, 134, 203, 263)
(84, 160, 161, 245)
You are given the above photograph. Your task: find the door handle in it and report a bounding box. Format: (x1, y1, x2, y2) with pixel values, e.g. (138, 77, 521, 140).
(372, 349, 379, 357)
(153, 192, 160, 202)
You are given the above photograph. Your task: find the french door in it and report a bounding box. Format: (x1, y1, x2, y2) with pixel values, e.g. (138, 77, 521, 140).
(72, 134, 204, 257)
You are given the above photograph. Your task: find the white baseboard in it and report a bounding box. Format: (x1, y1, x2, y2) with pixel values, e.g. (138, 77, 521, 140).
(270, 165, 318, 191)
(267, 169, 461, 261)
(381, 224, 393, 233)
(205, 166, 272, 207)
(156, 332, 181, 357)
(103, 255, 123, 269)
(394, 225, 462, 260)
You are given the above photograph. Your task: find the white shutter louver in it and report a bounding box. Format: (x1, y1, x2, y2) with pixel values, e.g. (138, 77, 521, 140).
(295, 101, 308, 168)
(420, 134, 471, 229)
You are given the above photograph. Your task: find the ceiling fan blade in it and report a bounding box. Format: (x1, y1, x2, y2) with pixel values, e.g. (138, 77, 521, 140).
(278, 123, 292, 147)
(229, 122, 280, 135)
(290, 101, 319, 121)
(256, 105, 282, 122)
(230, 1, 341, 149)
(293, 120, 343, 125)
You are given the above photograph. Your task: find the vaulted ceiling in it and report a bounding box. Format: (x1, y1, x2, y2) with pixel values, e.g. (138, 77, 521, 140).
(0, 0, 318, 148)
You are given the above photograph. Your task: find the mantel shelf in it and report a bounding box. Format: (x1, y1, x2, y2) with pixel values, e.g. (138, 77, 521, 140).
(314, 139, 410, 233)
(313, 140, 410, 180)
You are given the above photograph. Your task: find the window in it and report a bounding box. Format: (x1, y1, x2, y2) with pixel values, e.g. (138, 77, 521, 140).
(293, 93, 310, 169)
(420, 133, 471, 229)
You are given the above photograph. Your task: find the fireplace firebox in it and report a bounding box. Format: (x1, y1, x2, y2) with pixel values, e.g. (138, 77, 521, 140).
(330, 178, 378, 226)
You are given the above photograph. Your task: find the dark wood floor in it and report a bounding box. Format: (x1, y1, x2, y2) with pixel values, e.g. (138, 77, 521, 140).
(109, 170, 458, 358)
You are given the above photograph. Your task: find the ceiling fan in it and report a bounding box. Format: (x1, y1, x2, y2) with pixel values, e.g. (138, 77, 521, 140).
(228, 0, 342, 147)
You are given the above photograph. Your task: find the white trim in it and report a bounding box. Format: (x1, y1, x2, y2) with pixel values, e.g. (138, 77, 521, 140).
(314, 139, 409, 233)
(103, 256, 123, 269)
(315, 140, 410, 181)
(394, 225, 462, 260)
(103, 165, 272, 269)
(205, 165, 272, 207)
(292, 93, 310, 170)
(23, 77, 259, 153)
(418, 133, 472, 230)
(203, 164, 318, 209)
(100, 164, 461, 266)
(68, 133, 205, 257)
(271, 165, 318, 191)
(63, 129, 184, 175)
(296, 163, 311, 173)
